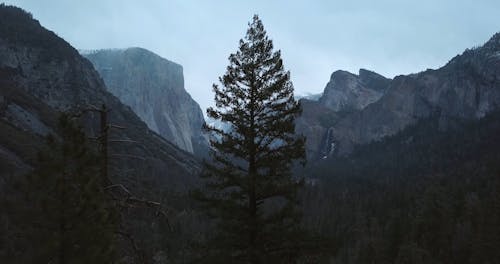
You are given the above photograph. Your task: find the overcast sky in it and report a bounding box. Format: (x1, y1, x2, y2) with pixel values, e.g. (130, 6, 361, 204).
(4, 0, 500, 112)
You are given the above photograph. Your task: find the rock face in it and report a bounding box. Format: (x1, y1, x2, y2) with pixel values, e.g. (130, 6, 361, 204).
(318, 69, 390, 112)
(0, 7, 199, 180)
(332, 33, 500, 154)
(297, 69, 390, 160)
(296, 99, 345, 160)
(84, 48, 206, 155)
(299, 33, 500, 159)
(0, 5, 200, 260)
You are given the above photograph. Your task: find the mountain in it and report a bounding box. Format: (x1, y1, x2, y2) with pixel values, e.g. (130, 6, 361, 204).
(319, 69, 390, 112)
(0, 5, 200, 261)
(331, 33, 500, 154)
(295, 92, 322, 101)
(299, 33, 500, 159)
(297, 35, 500, 263)
(83, 48, 207, 155)
(0, 6, 199, 183)
(296, 99, 344, 159)
(297, 69, 390, 160)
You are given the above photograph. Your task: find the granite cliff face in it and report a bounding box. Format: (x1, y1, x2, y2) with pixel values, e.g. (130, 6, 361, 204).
(296, 99, 344, 159)
(0, 6, 200, 261)
(0, 9, 199, 180)
(301, 33, 500, 158)
(330, 33, 500, 154)
(297, 69, 390, 160)
(319, 69, 390, 112)
(84, 48, 206, 155)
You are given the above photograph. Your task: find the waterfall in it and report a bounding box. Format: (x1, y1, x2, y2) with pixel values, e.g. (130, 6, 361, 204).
(320, 127, 336, 159)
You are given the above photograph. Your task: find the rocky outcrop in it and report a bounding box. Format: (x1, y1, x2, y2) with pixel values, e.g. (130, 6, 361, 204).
(299, 34, 500, 159)
(0, 5, 200, 261)
(296, 99, 345, 160)
(0, 7, 199, 180)
(331, 33, 500, 154)
(318, 69, 390, 112)
(297, 69, 390, 160)
(84, 48, 206, 155)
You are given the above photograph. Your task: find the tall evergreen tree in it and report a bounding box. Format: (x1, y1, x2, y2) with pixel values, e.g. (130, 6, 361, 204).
(195, 15, 306, 263)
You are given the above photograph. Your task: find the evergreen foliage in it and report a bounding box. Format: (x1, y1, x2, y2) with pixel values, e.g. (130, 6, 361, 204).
(194, 15, 306, 264)
(8, 114, 117, 263)
(302, 110, 500, 263)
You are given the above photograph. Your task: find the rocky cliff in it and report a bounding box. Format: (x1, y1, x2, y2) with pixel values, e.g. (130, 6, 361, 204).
(299, 33, 500, 159)
(83, 48, 206, 155)
(319, 69, 390, 112)
(297, 69, 390, 160)
(0, 5, 200, 261)
(296, 99, 344, 159)
(331, 33, 500, 154)
(0, 7, 199, 181)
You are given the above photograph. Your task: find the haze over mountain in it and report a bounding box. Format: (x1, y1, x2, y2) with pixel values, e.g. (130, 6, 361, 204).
(2, 2, 500, 264)
(83, 48, 207, 155)
(5, 0, 500, 113)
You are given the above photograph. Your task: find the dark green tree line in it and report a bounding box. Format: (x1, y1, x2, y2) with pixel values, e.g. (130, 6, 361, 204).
(5, 114, 117, 263)
(301, 111, 500, 263)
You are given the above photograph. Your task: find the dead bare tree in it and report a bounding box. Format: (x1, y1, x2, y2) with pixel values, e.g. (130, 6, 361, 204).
(71, 103, 172, 263)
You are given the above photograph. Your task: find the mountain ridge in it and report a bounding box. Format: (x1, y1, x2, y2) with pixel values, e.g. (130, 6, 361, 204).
(318, 68, 391, 112)
(298, 31, 500, 158)
(83, 48, 207, 155)
(0, 5, 200, 260)
(297, 68, 391, 159)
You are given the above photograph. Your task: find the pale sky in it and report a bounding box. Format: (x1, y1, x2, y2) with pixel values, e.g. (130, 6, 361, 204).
(4, 0, 500, 113)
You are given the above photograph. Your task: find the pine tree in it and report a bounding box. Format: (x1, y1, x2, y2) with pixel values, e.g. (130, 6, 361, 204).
(194, 15, 306, 264)
(15, 114, 117, 264)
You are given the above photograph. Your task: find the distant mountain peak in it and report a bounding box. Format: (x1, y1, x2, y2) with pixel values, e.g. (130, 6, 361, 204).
(319, 68, 390, 112)
(358, 68, 386, 79)
(329, 70, 355, 80)
(325, 31, 500, 155)
(84, 48, 205, 154)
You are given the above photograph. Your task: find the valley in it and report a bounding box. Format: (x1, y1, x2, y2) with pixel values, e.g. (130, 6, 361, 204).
(1, 3, 499, 264)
